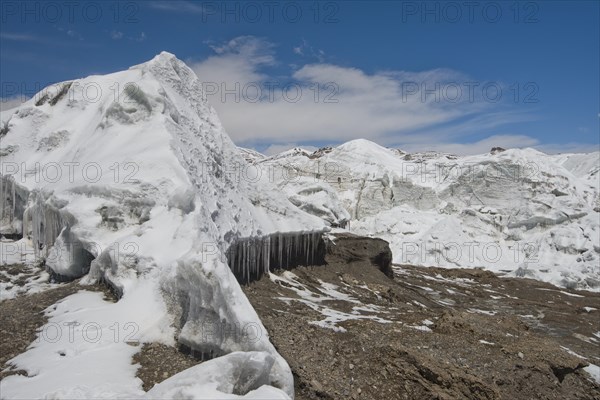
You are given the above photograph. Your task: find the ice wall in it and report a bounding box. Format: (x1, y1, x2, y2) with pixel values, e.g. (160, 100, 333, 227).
(22, 193, 70, 257)
(226, 231, 326, 284)
(0, 175, 29, 238)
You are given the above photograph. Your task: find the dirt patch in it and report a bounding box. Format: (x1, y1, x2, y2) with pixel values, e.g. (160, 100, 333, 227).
(132, 342, 202, 391)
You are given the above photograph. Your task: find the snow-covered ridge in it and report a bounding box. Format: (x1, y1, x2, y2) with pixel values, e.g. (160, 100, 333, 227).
(0, 52, 327, 399)
(249, 140, 600, 291)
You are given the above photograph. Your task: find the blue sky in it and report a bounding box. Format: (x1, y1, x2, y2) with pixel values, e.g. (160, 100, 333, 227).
(1, 0, 598, 155)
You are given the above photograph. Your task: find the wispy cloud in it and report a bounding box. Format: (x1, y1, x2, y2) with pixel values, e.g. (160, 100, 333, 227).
(125, 32, 146, 42)
(293, 39, 326, 62)
(66, 30, 83, 41)
(53, 26, 84, 41)
(110, 31, 124, 40)
(190, 36, 531, 150)
(1, 30, 86, 46)
(148, 1, 204, 14)
(1, 32, 43, 42)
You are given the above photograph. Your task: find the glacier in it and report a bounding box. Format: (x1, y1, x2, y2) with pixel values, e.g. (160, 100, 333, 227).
(0, 52, 327, 399)
(249, 139, 600, 291)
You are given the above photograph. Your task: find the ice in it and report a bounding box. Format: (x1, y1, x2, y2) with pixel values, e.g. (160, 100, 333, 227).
(0, 175, 29, 237)
(226, 231, 325, 284)
(407, 325, 432, 332)
(45, 225, 95, 280)
(0, 238, 35, 266)
(279, 177, 351, 227)
(583, 364, 600, 385)
(0, 239, 55, 300)
(255, 140, 600, 291)
(0, 52, 327, 398)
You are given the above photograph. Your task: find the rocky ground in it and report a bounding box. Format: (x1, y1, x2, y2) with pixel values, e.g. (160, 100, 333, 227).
(1, 234, 599, 399)
(243, 234, 600, 400)
(132, 342, 202, 391)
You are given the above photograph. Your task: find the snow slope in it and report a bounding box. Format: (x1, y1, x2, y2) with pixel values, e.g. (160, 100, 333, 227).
(251, 140, 600, 291)
(0, 52, 325, 398)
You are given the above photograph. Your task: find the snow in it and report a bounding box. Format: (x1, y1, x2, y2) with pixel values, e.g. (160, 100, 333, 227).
(560, 346, 586, 359)
(536, 288, 585, 298)
(254, 140, 600, 291)
(0, 284, 171, 399)
(281, 177, 350, 227)
(583, 364, 600, 385)
(468, 308, 497, 316)
(0, 239, 55, 300)
(270, 271, 392, 332)
(1, 238, 35, 265)
(407, 325, 432, 332)
(2, 295, 290, 399)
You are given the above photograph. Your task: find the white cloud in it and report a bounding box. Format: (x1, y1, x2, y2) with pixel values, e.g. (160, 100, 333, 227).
(189, 36, 543, 151)
(148, 1, 204, 13)
(192, 36, 275, 88)
(0, 33, 40, 42)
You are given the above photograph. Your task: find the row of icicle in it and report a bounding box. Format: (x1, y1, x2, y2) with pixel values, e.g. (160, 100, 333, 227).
(226, 231, 325, 284)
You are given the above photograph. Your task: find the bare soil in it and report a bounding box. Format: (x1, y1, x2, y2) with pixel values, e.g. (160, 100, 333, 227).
(132, 342, 202, 391)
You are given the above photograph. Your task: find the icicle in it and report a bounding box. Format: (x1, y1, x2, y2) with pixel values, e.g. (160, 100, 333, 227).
(278, 233, 282, 269)
(1, 175, 30, 238)
(226, 231, 325, 284)
(288, 234, 291, 267)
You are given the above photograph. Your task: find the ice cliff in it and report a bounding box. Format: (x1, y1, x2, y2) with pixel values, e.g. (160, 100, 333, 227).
(250, 139, 600, 291)
(0, 52, 326, 398)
